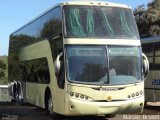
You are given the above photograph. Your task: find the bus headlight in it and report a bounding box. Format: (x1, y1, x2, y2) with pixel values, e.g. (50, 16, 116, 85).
(69, 92, 92, 101)
(128, 91, 143, 99)
(70, 92, 74, 97)
(80, 95, 84, 99)
(140, 90, 143, 95)
(136, 92, 139, 96)
(75, 93, 79, 98)
(128, 95, 131, 99)
(131, 93, 135, 97)
(85, 96, 88, 100)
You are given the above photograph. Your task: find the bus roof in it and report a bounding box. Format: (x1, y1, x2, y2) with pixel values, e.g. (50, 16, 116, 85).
(62, 1, 130, 8)
(11, 1, 130, 35)
(141, 36, 160, 44)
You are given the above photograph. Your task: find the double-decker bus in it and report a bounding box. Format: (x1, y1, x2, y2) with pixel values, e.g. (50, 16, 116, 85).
(8, 1, 149, 116)
(141, 36, 160, 103)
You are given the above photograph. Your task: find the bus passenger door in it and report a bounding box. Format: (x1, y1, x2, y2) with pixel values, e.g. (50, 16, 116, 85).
(50, 36, 66, 114)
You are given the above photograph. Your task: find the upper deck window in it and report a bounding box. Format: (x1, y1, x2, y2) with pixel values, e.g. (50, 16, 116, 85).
(64, 6, 139, 39)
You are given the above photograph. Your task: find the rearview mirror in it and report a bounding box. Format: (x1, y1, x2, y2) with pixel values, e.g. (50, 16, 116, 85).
(142, 53, 149, 79)
(54, 52, 63, 75)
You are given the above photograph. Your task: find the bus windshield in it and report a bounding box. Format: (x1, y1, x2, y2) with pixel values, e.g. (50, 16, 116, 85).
(64, 6, 139, 39)
(66, 46, 141, 85)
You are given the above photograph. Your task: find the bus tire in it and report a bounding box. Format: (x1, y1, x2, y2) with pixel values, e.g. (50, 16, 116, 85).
(47, 93, 53, 115)
(16, 82, 24, 103)
(45, 89, 54, 116)
(105, 114, 116, 118)
(12, 81, 17, 102)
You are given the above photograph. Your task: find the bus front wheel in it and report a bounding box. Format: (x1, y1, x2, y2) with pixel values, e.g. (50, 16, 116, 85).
(48, 94, 53, 114)
(45, 92, 53, 115)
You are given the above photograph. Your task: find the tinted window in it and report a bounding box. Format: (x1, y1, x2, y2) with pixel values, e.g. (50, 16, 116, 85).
(154, 43, 160, 70)
(20, 58, 50, 84)
(9, 7, 62, 52)
(64, 6, 139, 39)
(66, 45, 141, 85)
(142, 43, 160, 70)
(108, 46, 141, 84)
(66, 46, 108, 84)
(142, 43, 154, 70)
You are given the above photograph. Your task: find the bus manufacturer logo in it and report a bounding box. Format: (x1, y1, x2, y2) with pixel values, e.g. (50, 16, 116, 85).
(100, 88, 119, 91)
(106, 96, 112, 101)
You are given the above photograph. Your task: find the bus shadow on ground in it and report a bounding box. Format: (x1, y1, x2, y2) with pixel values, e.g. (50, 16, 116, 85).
(55, 116, 106, 120)
(143, 105, 160, 115)
(144, 105, 160, 111)
(0, 102, 107, 120)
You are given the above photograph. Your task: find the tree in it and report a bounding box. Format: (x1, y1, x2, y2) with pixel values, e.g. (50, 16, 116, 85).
(41, 19, 62, 38)
(0, 60, 6, 70)
(146, 0, 160, 36)
(0, 60, 6, 78)
(0, 71, 5, 78)
(134, 0, 160, 37)
(134, 5, 149, 37)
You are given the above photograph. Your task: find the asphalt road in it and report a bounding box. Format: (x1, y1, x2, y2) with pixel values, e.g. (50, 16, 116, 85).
(0, 102, 160, 120)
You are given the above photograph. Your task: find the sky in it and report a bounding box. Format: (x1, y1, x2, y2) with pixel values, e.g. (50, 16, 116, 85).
(0, 0, 151, 56)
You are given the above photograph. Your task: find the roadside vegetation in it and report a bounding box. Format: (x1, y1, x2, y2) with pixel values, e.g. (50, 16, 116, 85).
(134, 0, 160, 38)
(0, 55, 8, 85)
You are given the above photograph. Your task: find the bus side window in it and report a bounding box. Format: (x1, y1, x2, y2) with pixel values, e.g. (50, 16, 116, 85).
(155, 43, 160, 70)
(20, 62, 27, 81)
(21, 58, 50, 84)
(142, 43, 154, 70)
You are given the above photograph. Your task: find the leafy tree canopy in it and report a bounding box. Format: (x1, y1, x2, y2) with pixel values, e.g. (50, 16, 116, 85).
(0, 60, 6, 70)
(0, 60, 6, 78)
(134, 0, 160, 38)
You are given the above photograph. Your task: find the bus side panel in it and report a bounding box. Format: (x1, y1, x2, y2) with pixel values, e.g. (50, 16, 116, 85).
(26, 82, 46, 108)
(18, 40, 52, 108)
(18, 40, 66, 114)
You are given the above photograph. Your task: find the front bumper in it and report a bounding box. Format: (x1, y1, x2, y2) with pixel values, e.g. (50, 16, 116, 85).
(64, 96, 144, 116)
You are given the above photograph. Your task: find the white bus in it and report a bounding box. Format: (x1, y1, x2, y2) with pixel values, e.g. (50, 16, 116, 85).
(141, 36, 160, 103)
(8, 1, 149, 117)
